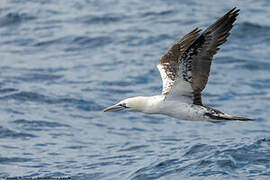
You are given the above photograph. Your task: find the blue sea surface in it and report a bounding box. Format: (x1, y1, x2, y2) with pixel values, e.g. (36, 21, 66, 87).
(0, 0, 270, 179)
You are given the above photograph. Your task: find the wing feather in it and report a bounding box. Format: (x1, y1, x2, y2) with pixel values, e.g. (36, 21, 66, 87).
(157, 8, 239, 105)
(183, 8, 240, 104)
(157, 28, 201, 95)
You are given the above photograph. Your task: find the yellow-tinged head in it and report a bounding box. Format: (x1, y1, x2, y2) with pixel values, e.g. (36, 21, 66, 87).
(103, 96, 149, 113)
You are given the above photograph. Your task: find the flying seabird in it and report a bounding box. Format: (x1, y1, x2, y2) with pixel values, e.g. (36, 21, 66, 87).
(104, 8, 251, 121)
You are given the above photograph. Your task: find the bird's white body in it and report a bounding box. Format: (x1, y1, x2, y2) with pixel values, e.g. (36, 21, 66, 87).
(125, 96, 209, 121)
(156, 99, 208, 121)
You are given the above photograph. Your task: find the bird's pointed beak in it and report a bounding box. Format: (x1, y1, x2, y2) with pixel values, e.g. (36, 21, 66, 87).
(103, 104, 124, 112)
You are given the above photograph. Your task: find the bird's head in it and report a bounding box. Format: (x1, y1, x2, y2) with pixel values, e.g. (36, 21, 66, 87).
(103, 96, 148, 113)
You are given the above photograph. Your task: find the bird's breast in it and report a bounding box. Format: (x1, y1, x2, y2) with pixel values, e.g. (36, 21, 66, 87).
(159, 101, 208, 121)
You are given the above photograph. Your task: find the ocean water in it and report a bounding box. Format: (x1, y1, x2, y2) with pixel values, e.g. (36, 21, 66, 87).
(0, 0, 270, 179)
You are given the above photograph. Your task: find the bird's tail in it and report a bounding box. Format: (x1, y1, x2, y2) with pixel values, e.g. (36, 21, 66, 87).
(222, 115, 252, 121)
(205, 112, 252, 121)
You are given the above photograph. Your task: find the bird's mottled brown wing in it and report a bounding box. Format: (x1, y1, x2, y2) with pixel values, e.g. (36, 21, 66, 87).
(179, 8, 240, 105)
(157, 28, 201, 96)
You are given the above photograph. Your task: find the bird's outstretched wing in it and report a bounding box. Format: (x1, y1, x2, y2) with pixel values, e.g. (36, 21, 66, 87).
(157, 8, 239, 105)
(157, 28, 201, 96)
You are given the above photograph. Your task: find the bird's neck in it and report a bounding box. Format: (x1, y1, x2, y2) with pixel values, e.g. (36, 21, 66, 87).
(137, 95, 164, 114)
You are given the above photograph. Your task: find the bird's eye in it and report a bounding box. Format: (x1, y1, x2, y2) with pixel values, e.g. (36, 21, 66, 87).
(120, 103, 127, 108)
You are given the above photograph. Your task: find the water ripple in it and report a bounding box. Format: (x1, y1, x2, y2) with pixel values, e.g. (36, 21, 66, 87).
(0, 126, 36, 139)
(141, 10, 174, 18)
(16, 73, 62, 82)
(237, 22, 270, 39)
(0, 91, 102, 111)
(184, 144, 216, 157)
(119, 145, 149, 152)
(76, 13, 126, 25)
(0, 12, 35, 26)
(0, 157, 32, 164)
(12, 119, 70, 131)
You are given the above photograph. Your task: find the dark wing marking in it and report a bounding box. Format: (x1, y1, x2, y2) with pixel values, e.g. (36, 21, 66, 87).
(157, 28, 201, 95)
(204, 106, 251, 121)
(180, 8, 240, 105)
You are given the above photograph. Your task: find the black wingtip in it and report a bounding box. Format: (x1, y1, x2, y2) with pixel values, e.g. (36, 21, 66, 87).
(228, 7, 240, 16)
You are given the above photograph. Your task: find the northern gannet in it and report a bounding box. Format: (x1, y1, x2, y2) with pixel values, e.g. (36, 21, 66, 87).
(104, 8, 251, 121)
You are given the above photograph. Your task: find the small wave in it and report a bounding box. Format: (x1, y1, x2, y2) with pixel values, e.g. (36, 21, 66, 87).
(235, 22, 270, 42)
(99, 154, 134, 161)
(130, 158, 182, 180)
(215, 56, 247, 64)
(238, 22, 270, 34)
(137, 34, 171, 46)
(0, 12, 35, 26)
(120, 127, 147, 132)
(75, 13, 125, 25)
(34, 34, 111, 49)
(160, 137, 181, 143)
(184, 144, 216, 157)
(29, 67, 67, 73)
(0, 88, 17, 94)
(126, 69, 157, 85)
(1, 38, 34, 47)
(247, 79, 270, 89)
(64, 145, 86, 150)
(72, 36, 113, 47)
(15, 73, 62, 82)
(12, 119, 70, 131)
(217, 138, 270, 165)
(239, 61, 270, 71)
(33, 36, 73, 47)
(86, 161, 116, 170)
(0, 156, 32, 164)
(216, 159, 237, 169)
(154, 159, 179, 169)
(141, 10, 174, 18)
(0, 91, 103, 111)
(0, 126, 36, 139)
(102, 81, 132, 87)
(64, 35, 113, 51)
(57, 98, 102, 111)
(0, 91, 51, 103)
(119, 145, 149, 152)
(102, 88, 134, 96)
